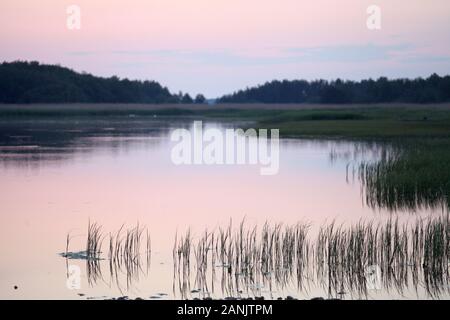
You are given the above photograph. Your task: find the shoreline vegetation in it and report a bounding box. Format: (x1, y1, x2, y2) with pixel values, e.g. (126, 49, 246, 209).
(1, 103, 450, 138)
(1, 61, 449, 139)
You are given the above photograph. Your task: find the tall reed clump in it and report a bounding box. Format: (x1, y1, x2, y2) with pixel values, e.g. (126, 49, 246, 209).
(108, 223, 151, 290)
(173, 229, 192, 299)
(86, 220, 104, 260)
(65, 221, 151, 289)
(358, 140, 450, 212)
(85, 220, 104, 286)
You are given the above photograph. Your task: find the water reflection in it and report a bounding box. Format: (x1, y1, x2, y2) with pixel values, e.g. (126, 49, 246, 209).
(0, 117, 175, 169)
(1, 118, 448, 299)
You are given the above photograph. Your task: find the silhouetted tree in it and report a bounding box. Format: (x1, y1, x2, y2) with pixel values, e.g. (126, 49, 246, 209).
(194, 94, 206, 104)
(181, 93, 193, 104)
(0, 61, 179, 103)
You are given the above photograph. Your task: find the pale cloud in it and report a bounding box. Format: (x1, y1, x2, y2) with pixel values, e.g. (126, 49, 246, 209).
(69, 44, 413, 66)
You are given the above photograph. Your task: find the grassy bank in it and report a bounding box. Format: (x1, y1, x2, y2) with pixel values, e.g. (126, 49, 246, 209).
(1, 103, 450, 138)
(255, 107, 450, 138)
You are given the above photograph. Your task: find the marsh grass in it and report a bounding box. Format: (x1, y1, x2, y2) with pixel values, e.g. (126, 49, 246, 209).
(63, 221, 151, 291)
(358, 139, 450, 212)
(3, 104, 450, 139)
(174, 216, 449, 299)
(173, 229, 193, 299)
(62, 216, 448, 298)
(107, 223, 149, 290)
(174, 219, 312, 299)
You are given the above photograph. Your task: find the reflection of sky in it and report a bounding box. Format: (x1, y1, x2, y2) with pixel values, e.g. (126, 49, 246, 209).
(1, 0, 450, 97)
(0, 121, 442, 299)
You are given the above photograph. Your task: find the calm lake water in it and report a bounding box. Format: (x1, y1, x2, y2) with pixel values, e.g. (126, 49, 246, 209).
(0, 117, 447, 300)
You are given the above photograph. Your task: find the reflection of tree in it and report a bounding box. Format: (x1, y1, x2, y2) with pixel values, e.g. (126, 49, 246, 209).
(0, 118, 168, 169)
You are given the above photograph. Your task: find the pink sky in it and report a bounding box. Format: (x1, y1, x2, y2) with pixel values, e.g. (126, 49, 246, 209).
(1, 0, 450, 97)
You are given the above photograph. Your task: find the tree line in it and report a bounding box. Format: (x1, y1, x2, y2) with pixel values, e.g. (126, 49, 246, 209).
(218, 75, 450, 104)
(1, 61, 449, 104)
(0, 61, 206, 104)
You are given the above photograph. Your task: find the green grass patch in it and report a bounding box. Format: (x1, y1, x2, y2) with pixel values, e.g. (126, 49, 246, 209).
(359, 139, 450, 211)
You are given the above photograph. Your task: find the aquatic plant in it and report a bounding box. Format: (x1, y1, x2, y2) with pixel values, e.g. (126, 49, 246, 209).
(63, 221, 151, 291)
